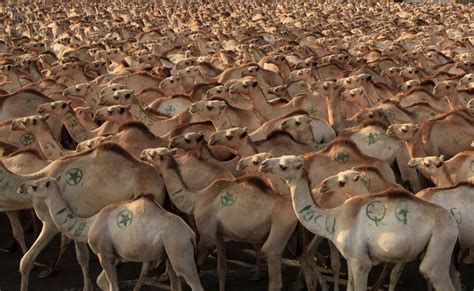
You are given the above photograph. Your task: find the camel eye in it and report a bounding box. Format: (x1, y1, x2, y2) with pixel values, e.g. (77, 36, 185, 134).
(295, 121, 301, 126)
(45, 181, 50, 187)
(401, 128, 407, 133)
(446, 86, 450, 89)
(339, 181, 345, 186)
(61, 103, 67, 109)
(184, 138, 191, 143)
(206, 105, 213, 111)
(216, 89, 222, 93)
(279, 165, 287, 171)
(119, 108, 125, 114)
(226, 135, 233, 140)
(125, 93, 131, 99)
(32, 119, 37, 125)
(252, 160, 259, 165)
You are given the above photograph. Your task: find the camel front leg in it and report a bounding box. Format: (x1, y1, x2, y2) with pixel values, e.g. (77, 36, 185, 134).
(251, 243, 265, 281)
(388, 263, 405, 291)
(5, 210, 28, 254)
(167, 258, 182, 291)
(19, 222, 59, 291)
(75, 241, 93, 291)
(216, 239, 227, 291)
(97, 254, 119, 291)
(38, 234, 71, 278)
(328, 241, 341, 291)
(347, 260, 371, 291)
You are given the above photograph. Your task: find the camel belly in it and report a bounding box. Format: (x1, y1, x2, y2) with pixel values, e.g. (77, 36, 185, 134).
(366, 231, 430, 263)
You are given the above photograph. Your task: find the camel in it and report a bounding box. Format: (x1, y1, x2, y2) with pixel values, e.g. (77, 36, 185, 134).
(189, 99, 261, 132)
(259, 155, 460, 291)
(168, 131, 241, 177)
(240, 65, 284, 87)
(407, 152, 474, 187)
(1, 143, 165, 291)
(73, 107, 98, 131)
(228, 78, 329, 121)
(279, 114, 336, 145)
(237, 153, 290, 196)
(140, 147, 324, 291)
(20, 178, 203, 291)
(386, 116, 474, 158)
(146, 94, 193, 117)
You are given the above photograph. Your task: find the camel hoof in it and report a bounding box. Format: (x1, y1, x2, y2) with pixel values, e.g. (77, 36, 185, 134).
(37, 267, 56, 278)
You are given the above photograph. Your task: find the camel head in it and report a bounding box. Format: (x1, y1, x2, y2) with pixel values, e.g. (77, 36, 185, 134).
(280, 115, 311, 133)
(457, 73, 473, 91)
(93, 105, 132, 123)
(467, 99, 474, 113)
(178, 65, 205, 89)
(139, 147, 178, 166)
(228, 78, 259, 97)
(266, 54, 287, 66)
(397, 80, 420, 93)
(173, 58, 197, 71)
(137, 53, 162, 68)
(96, 48, 122, 62)
(99, 89, 134, 106)
(265, 84, 287, 98)
(49, 62, 81, 79)
(169, 131, 205, 150)
(160, 76, 186, 96)
(288, 68, 313, 83)
(10, 115, 50, 133)
(386, 123, 419, 141)
(99, 83, 127, 99)
(237, 152, 272, 171)
(407, 156, 445, 176)
(310, 80, 342, 97)
(189, 100, 227, 117)
(399, 67, 420, 80)
(381, 45, 403, 58)
(318, 169, 364, 194)
(205, 84, 229, 99)
(84, 60, 107, 73)
(454, 61, 474, 73)
(22, 41, 46, 54)
(338, 74, 371, 90)
(17, 176, 59, 199)
(259, 155, 304, 181)
(433, 81, 457, 97)
(76, 135, 112, 153)
(0, 64, 20, 76)
(208, 127, 249, 149)
(341, 87, 367, 102)
(74, 107, 94, 120)
(37, 100, 73, 116)
(328, 54, 349, 66)
(381, 67, 402, 78)
(63, 83, 91, 98)
(240, 66, 262, 78)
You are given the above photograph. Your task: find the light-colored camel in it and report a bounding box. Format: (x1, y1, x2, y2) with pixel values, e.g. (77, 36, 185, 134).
(240, 65, 284, 87)
(342, 120, 421, 192)
(2, 143, 165, 291)
(20, 178, 203, 291)
(237, 153, 289, 196)
(189, 99, 261, 132)
(260, 155, 460, 291)
(386, 112, 474, 158)
(168, 131, 241, 177)
(279, 114, 336, 145)
(10, 115, 72, 161)
(141, 148, 324, 291)
(407, 152, 474, 187)
(146, 94, 193, 117)
(93, 105, 135, 128)
(228, 79, 329, 121)
(73, 107, 98, 131)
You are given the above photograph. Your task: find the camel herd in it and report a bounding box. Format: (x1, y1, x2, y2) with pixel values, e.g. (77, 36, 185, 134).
(0, 0, 473, 290)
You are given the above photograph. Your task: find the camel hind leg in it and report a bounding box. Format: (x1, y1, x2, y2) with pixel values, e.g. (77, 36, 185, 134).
(418, 227, 457, 291)
(97, 254, 120, 291)
(5, 211, 28, 254)
(74, 241, 93, 291)
(164, 236, 204, 291)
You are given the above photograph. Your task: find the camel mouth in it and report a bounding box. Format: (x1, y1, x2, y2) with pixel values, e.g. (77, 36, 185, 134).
(318, 182, 328, 193)
(236, 161, 246, 171)
(407, 160, 417, 168)
(259, 162, 271, 173)
(385, 127, 394, 136)
(16, 183, 27, 194)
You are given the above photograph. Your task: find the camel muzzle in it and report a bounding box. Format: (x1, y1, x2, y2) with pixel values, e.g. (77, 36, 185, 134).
(259, 161, 271, 173)
(16, 183, 27, 194)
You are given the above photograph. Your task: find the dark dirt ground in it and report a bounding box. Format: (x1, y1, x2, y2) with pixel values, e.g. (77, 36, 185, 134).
(1, 212, 474, 291)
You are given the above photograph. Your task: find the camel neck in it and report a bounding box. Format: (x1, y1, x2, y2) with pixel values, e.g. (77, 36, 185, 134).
(130, 102, 155, 129)
(32, 127, 70, 161)
(251, 87, 275, 119)
(62, 110, 90, 142)
(279, 62, 291, 81)
(28, 64, 43, 82)
(432, 166, 455, 187)
(288, 173, 336, 241)
(444, 93, 465, 112)
(237, 137, 259, 158)
(406, 133, 426, 158)
(157, 162, 196, 215)
(326, 90, 345, 133)
(212, 111, 232, 130)
(295, 126, 315, 144)
(7, 71, 21, 91)
(0, 162, 47, 193)
(44, 188, 94, 243)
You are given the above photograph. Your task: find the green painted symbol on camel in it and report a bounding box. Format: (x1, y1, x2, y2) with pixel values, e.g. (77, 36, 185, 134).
(384, 110, 395, 121)
(117, 210, 133, 229)
(25, 96, 35, 107)
(470, 161, 474, 173)
(20, 133, 35, 146)
(395, 200, 409, 225)
(366, 200, 386, 226)
(450, 208, 462, 225)
(220, 191, 236, 206)
(165, 105, 176, 115)
(360, 174, 371, 188)
(307, 106, 317, 116)
(367, 132, 378, 145)
(334, 151, 349, 164)
(299, 205, 316, 221)
(66, 168, 83, 186)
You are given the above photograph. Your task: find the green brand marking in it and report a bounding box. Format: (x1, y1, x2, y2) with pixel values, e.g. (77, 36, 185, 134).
(395, 200, 409, 225)
(117, 210, 133, 229)
(367, 132, 378, 145)
(384, 110, 395, 121)
(66, 168, 83, 186)
(334, 151, 349, 164)
(25, 96, 35, 107)
(360, 174, 371, 188)
(20, 133, 35, 146)
(366, 200, 386, 226)
(74, 222, 87, 236)
(165, 105, 176, 115)
(450, 208, 462, 225)
(220, 191, 236, 206)
(307, 106, 317, 116)
(299, 204, 316, 221)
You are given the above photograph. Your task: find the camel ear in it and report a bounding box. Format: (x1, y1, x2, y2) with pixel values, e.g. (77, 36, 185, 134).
(353, 174, 360, 181)
(55, 175, 61, 182)
(66, 100, 72, 106)
(295, 161, 303, 170)
(39, 114, 50, 121)
(413, 124, 419, 132)
(219, 102, 227, 110)
(170, 148, 179, 155)
(125, 105, 131, 110)
(439, 155, 445, 161)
